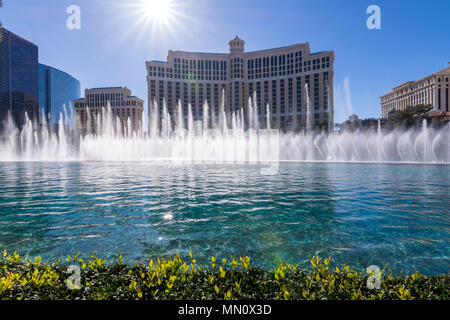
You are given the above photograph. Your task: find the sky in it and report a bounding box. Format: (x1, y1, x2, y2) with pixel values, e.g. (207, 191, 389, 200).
(1, 0, 449, 125)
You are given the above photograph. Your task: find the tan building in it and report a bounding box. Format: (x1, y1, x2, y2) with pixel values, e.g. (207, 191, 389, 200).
(380, 67, 450, 119)
(146, 36, 334, 131)
(74, 87, 144, 135)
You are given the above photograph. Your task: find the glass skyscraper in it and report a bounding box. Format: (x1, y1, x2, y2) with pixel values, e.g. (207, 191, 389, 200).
(0, 27, 39, 131)
(39, 64, 80, 128)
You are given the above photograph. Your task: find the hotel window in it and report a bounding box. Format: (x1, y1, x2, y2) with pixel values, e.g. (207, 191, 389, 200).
(206, 84, 211, 106)
(288, 78, 293, 113)
(150, 80, 156, 102)
(314, 74, 320, 110)
(183, 83, 188, 115)
(168, 82, 173, 110)
(446, 88, 449, 112)
(159, 81, 164, 112)
(233, 82, 239, 111)
(199, 83, 204, 106)
(264, 81, 269, 112)
(271, 80, 277, 114)
(175, 82, 180, 102)
(314, 113, 320, 126)
(323, 72, 329, 109)
(296, 76, 302, 112)
(214, 84, 219, 115)
(256, 82, 261, 110)
(190, 83, 197, 115)
(438, 88, 441, 109)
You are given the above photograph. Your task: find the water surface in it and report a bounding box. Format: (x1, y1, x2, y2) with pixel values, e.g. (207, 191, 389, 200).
(0, 162, 448, 275)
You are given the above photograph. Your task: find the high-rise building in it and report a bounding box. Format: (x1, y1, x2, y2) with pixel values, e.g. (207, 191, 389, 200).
(0, 27, 39, 131)
(380, 67, 450, 119)
(74, 87, 144, 135)
(39, 63, 81, 129)
(146, 36, 334, 132)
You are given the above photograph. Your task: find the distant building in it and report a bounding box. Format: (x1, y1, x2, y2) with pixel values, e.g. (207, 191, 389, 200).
(39, 64, 80, 129)
(74, 87, 144, 135)
(146, 36, 335, 131)
(340, 114, 362, 131)
(380, 67, 450, 119)
(0, 28, 39, 131)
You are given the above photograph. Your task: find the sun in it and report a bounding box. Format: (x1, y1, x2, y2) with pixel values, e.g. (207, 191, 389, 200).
(112, 0, 192, 50)
(141, 0, 173, 24)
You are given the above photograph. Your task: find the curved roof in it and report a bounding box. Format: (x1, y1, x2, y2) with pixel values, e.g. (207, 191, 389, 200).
(38, 63, 80, 83)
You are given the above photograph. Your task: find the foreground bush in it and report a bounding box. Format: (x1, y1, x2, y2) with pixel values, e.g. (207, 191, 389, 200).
(0, 251, 448, 300)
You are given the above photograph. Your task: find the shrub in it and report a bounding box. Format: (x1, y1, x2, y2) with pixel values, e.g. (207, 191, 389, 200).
(0, 250, 448, 300)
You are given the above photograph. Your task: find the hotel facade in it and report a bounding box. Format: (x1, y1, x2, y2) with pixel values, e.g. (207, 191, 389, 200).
(380, 67, 450, 119)
(146, 36, 335, 131)
(74, 87, 144, 135)
(0, 28, 39, 131)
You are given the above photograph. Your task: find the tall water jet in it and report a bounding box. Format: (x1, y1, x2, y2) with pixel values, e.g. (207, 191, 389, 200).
(305, 83, 311, 134)
(252, 91, 259, 130)
(161, 99, 172, 138)
(188, 103, 194, 134)
(422, 119, 428, 162)
(150, 100, 159, 138)
(219, 89, 227, 132)
(176, 100, 184, 136)
(377, 119, 382, 162)
(58, 113, 68, 158)
(203, 101, 209, 132)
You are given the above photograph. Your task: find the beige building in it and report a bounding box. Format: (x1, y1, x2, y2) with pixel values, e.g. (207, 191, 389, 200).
(146, 36, 334, 131)
(74, 87, 144, 135)
(381, 67, 450, 119)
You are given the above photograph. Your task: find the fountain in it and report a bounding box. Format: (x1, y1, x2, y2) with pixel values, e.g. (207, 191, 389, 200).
(0, 90, 449, 163)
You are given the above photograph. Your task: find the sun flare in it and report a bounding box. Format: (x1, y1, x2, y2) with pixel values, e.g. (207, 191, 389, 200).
(141, 0, 173, 24)
(113, 0, 191, 51)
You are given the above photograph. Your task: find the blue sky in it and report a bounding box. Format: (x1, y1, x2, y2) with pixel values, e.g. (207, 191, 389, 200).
(1, 0, 449, 124)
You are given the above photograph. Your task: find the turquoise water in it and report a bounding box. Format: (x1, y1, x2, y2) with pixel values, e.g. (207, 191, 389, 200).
(0, 162, 448, 275)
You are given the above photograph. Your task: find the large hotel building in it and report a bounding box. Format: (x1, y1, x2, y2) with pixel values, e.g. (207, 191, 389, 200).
(146, 36, 335, 131)
(74, 87, 144, 135)
(380, 67, 450, 119)
(0, 28, 39, 131)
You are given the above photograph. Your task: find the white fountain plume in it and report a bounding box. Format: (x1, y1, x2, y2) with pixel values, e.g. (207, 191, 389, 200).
(305, 83, 311, 134)
(176, 99, 184, 137)
(219, 89, 227, 132)
(188, 103, 194, 134)
(150, 99, 159, 138)
(253, 91, 259, 130)
(266, 103, 271, 130)
(377, 119, 382, 162)
(0, 95, 449, 163)
(203, 101, 209, 132)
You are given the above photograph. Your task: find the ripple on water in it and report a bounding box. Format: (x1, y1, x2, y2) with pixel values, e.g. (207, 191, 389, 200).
(0, 162, 448, 275)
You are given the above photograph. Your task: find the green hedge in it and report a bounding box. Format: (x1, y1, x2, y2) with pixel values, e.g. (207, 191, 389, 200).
(0, 250, 448, 300)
